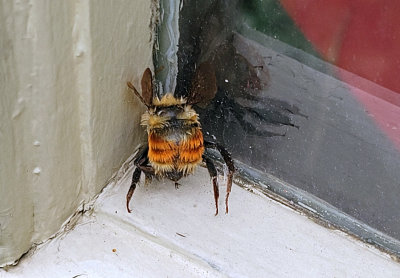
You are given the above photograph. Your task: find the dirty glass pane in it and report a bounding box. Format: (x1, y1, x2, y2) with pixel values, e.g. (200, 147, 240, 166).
(157, 0, 400, 246)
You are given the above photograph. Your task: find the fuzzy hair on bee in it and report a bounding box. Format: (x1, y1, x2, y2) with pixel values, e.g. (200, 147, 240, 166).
(126, 63, 234, 215)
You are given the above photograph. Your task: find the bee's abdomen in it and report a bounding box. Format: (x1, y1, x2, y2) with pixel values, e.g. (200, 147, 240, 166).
(179, 129, 204, 163)
(148, 128, 204, 176)
(148, 133, 176, 172)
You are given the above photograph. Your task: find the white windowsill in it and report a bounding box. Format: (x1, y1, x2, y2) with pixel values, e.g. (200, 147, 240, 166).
(3, 166, 400, 277)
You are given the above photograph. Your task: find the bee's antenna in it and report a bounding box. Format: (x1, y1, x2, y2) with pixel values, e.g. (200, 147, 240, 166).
(127, 81, 150, 108)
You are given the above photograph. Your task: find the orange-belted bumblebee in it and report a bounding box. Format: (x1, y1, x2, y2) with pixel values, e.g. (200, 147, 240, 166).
(126, 63, 234, 215)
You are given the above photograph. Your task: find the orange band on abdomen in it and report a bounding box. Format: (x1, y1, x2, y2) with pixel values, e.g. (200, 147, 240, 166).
(148, 133, 177, 165)
(147, 129, 204, 174)
(179, 129, 204, 163)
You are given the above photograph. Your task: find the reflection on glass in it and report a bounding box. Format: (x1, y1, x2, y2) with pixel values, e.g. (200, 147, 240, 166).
(157, 0, 400, 252)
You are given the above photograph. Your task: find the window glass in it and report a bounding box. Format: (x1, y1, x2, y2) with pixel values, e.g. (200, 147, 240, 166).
(157, 0, 400, 253)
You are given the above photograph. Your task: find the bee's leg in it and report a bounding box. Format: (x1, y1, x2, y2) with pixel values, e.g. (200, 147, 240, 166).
(138, 165, 155, 174)
(204, 141, 235, 214)
(203, 155, 219, 215)
(126, 167, 141, 213)
(144, 173, 152, 186)
(138, 164, 155, 186)
(126, 145, 151, 213)
(133, 144, 149, 165)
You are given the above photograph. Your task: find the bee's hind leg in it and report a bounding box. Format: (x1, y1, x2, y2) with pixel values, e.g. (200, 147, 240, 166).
(138, 164, 155, 186)
(204, 141, 235, 214)
(126, 167, 141, 213)
(203, 155, 219, 216)
(126, 145, 153, 213)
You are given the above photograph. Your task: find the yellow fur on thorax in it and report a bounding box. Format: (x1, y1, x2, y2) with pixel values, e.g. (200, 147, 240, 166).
(152, 93, 186, 106)
(140, 101, 200, 132)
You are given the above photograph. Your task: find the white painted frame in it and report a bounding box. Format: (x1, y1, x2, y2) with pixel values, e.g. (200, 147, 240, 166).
(0, 0, 155, 266)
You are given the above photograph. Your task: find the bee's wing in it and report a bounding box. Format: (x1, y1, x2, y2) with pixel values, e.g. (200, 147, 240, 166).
(141, 68, 153, 106)
(187, 62, 217, 105)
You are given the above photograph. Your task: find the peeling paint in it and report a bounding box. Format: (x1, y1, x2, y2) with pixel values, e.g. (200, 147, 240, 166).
(11, 98, 25, 119)
(32, 167, 41, 175)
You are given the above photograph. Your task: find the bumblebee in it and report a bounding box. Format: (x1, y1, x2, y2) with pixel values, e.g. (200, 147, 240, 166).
(126, 66, 234, 215)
